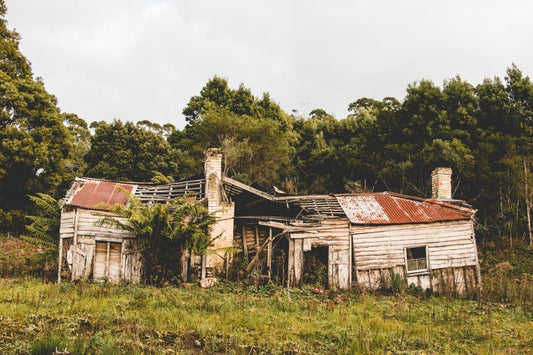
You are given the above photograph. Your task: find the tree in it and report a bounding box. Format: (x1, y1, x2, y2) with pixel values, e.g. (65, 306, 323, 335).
(62, 113, 90, 184)
(183, 76, 233, 124)
(182, 76, 288, 125)
(292, 109, 345, 193)
(84, 120, 179, 181)
(176, 79, 296, 188)
(0, 1, 74, 233)
(184, 105, 295, 186)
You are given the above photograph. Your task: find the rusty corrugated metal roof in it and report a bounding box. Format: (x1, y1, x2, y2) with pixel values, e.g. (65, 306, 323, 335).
(335, 192, 473, 225)
(68, 180, 134, 210)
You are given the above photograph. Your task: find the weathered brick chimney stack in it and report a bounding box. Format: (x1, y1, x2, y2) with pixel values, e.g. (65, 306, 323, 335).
(205, 148, 223, 213)
(431, 167, 452, 200)
(204, 148, 235, 276)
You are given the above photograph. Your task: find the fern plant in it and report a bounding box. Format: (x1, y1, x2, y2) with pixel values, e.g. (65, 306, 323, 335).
(97, 190, 216, 285)
(22, 193, 61, 248)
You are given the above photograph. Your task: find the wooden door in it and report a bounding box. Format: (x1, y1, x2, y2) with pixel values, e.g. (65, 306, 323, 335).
(329, 248, 350, 290)
(93, 242, 107, 280)
(94, 241, 121, 282)
(108, 242, 121, 282)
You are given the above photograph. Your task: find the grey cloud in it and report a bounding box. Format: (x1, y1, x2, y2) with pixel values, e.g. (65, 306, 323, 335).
(5, 0, 533, 128)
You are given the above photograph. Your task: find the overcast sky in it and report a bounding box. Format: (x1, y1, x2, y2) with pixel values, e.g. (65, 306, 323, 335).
(5, 0, 533, 129)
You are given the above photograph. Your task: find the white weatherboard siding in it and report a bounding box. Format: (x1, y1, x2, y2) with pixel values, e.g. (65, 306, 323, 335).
(351, 220, 479, 291)
(74, 209, 134, 239)
(352, 220, 476, 271)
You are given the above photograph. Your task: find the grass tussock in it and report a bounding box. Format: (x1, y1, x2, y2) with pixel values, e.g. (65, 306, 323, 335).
(0, 278, 531, 354)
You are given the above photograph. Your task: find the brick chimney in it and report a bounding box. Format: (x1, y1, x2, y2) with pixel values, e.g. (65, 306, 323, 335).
(204, 148, 223, 213)
(203, 148, 234, 275)
(431, 167, 452, 200)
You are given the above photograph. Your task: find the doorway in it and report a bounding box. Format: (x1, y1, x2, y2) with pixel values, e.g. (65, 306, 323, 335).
(303, 246, 328, 288)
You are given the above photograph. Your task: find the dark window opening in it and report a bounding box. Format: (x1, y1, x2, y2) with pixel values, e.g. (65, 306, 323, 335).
(406, 246, 427, 272)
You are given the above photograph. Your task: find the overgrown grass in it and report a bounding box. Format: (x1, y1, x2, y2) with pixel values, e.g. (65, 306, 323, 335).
(0, 278, 531, 354)
(1, 234, 532, 353)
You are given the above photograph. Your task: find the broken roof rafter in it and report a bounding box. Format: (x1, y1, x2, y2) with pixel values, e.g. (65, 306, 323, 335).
(136, 179, 206, 203)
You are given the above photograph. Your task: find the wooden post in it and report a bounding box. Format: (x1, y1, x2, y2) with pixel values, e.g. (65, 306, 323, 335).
(348, 224, 352, 289)
(180, 247, 189, 282)
(293, 239, 303, 286)
(471, 221, 482, 290)
(287, 237, 294, 287)
(255, 225, 260, 251)
(241, 224, 249, 258)
(58, 234, 63, 284)
(201, 255, 206, 280)
(71, 209, 79, 281)
(267, 227, 272, 279)
(105, 241, 110, 280)
(225, 252, 229, 278)
(462, 267, 468, 294)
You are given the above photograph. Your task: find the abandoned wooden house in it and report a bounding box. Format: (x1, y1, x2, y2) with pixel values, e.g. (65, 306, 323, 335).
(59, 150, 481, 293)
(224, 167, 480, 293)
(58, 148, 234, 283)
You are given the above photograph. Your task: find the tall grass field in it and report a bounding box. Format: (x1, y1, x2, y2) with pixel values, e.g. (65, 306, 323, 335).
(0, 278, 531, 354)
(0, 235, 532, 354)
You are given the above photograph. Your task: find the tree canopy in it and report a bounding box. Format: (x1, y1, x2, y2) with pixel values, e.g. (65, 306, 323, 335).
(174, 77, 296, 186)
(84, 120, 179, 182)
(0, 1, 74, 232)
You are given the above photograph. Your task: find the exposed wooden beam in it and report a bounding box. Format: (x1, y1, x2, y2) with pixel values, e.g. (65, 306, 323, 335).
(246, 230, 286, 272)
(223, 176, 275, 201)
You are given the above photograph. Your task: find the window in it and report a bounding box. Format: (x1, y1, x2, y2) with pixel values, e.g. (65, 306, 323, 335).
(405, 246, 428, 273)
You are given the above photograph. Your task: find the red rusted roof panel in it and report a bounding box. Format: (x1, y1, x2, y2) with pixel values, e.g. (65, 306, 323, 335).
(69, 180, 134, 210)
(335, 192, 473, 225)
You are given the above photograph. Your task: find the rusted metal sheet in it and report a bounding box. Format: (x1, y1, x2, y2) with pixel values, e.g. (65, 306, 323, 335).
(69, 180, 134, 210)
(335, 192, 473, 225)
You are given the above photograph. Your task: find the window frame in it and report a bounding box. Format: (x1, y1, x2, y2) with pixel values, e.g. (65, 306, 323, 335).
(404, 245, 429, 275)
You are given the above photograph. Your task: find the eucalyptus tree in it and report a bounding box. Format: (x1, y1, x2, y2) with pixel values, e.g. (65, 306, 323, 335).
(182, 76, 287, 125)
(291, 109, 347, 193)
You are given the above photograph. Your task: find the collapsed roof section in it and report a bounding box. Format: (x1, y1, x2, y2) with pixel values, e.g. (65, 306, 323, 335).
(63, 175, 474, 224)
(222, 176, 474, 224)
